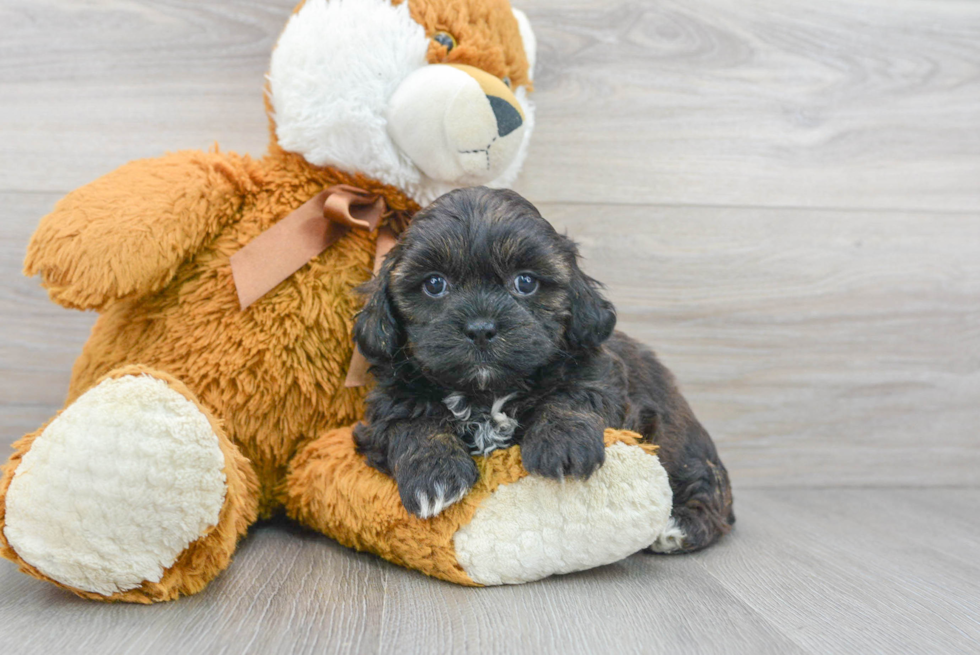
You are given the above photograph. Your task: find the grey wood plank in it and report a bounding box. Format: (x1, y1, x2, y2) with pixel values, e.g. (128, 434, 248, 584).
(2, 0, 979, 211)
(516, 0, 980, 210)
(871, 489, 980, 566)
(0, 519, 387, 655)
(772, 487, 980, 576)
(377, 555, 804, 655)
(699, 488, 980, 655)
(0, 0, 282, 194)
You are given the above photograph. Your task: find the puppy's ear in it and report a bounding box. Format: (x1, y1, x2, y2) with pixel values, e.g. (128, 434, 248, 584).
(565, 258, 617, 353)
(353, 252, 403, 363)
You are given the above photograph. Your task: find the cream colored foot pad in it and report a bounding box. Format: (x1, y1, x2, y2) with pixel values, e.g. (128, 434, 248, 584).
(4, 375, 226, 595)
(454, 442, 673, 585)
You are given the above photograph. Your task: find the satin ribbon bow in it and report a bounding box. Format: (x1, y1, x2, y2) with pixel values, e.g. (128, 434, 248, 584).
(230, 184, 398, 387)
(231, 184, 392, 309)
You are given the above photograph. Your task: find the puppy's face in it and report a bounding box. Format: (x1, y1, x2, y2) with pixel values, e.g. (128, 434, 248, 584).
(355, 187, 616, 393)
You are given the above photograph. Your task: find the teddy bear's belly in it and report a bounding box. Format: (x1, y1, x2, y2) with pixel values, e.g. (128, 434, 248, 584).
(65, 227, 378, 514)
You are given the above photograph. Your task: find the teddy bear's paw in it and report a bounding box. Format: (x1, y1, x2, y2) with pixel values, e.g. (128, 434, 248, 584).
(453, 442, 673, 585)
(3, 374, 227, 596)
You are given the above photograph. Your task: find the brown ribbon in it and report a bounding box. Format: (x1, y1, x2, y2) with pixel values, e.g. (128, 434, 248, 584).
(231, 185, 387, 309)
(230, 184, 399, 387)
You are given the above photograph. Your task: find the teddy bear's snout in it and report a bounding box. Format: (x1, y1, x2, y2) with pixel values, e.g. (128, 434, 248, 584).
(386, 63, 528, 185)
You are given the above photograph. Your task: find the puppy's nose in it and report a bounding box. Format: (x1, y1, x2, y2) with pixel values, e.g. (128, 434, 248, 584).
(464, 319, 498, 347)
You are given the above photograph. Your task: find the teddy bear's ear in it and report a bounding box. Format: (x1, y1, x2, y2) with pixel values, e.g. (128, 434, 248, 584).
(353, 252, 404, 364)
(511, 8, 537, 81)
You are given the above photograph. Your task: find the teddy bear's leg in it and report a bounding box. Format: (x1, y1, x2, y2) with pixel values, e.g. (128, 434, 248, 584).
(0, 366, 259, 603)
(284, 426, 673, 586)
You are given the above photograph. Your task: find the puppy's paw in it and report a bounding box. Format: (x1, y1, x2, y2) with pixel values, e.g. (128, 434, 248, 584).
(521, 411, 606, 480)
(395, 444, 478, 519)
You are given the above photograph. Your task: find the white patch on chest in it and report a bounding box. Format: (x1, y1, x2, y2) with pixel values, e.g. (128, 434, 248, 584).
(443, 392, 519, 456)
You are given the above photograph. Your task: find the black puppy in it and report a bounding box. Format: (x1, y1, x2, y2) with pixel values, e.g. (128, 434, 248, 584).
(353, 187, 734, 553)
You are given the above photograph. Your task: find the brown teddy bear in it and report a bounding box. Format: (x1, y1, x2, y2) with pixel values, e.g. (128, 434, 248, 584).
(0, 0, 673, 602)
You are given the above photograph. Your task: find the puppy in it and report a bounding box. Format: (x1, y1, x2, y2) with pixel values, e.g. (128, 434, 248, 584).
(353, 187, 734, 553)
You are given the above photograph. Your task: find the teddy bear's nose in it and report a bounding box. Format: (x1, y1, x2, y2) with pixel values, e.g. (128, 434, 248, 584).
(487, 96, 523, 137)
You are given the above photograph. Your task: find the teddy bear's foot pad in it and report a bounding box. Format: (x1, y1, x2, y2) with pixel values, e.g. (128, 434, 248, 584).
(3, 374, 227, 596)
(453, 441, 673, 585)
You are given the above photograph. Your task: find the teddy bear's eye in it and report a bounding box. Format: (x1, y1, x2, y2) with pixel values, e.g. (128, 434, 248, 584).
(502, 76, 512, 88)
(432, 31, 457, 52)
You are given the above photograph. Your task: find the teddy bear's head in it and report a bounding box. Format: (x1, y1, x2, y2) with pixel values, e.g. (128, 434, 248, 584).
(268, 0, 536, 204)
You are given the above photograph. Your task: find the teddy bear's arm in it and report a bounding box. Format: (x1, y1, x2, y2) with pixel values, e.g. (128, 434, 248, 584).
(24, 150, 260, 310)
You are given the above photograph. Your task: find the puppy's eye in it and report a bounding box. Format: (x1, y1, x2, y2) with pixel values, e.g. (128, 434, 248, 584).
(432, 31, 457, 52)
(423, 274, 449, 298)
(513, 273, 539, 296)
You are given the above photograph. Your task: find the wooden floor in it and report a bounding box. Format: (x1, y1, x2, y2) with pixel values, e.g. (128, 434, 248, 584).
(1, 1, 978, 653)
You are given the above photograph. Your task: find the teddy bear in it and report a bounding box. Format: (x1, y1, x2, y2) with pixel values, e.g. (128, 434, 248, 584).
(0, 0, 673, 602)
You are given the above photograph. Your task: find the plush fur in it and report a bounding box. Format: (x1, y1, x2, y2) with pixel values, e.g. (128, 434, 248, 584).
(0, 0, 545, 602)
(271, 0, 535, 205)
(15, 0, 536, 521)
(353, 187, 735, 551)
(386, 63, 529, 186)
(0, 0, 683, 600)
(4, 374, 228, 596)
(454, 439, 671, 585)
(285, 426, 671, 586)
(270, 0, 430, 189)
(0, 367, 258, 604)
(25, 149, 417, 516)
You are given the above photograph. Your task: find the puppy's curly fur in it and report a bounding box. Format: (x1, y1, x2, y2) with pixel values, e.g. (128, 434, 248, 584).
(353, 187, 734, 553)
